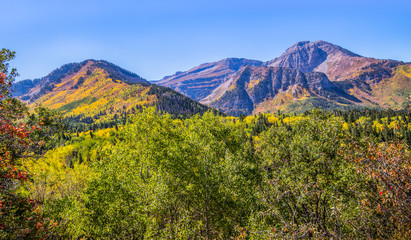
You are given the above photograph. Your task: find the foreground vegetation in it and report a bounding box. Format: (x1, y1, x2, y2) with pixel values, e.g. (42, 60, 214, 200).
(12, 108, 410, 239)
(2, 50, 411, 239)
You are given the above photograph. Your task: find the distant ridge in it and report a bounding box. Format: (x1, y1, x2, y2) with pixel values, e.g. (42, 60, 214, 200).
(157, 58, 263, 101)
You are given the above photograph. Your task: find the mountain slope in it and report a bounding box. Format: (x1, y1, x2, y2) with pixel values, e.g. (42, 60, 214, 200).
(335, 62, 411, 109)
(14, 60, 211, 126)
(203, 66, 359, 116)
(14, 60, 149, 101)
(157, 58, 263, 101)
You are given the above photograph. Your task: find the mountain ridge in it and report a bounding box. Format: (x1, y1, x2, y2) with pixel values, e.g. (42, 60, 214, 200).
(13, 59, 211, 128)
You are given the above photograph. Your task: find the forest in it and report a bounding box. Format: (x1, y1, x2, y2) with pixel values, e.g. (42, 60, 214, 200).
(1, 50, 411, 239)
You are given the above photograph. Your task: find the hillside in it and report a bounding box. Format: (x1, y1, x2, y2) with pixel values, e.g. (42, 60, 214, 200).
(335, 62, 411, 109)
(14, 60, 211, 128)
(158, 40, 411, 114)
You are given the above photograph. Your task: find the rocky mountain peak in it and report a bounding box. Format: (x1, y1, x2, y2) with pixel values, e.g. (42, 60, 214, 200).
(267, 41, 327, 72)
(266, 40, 362, 73)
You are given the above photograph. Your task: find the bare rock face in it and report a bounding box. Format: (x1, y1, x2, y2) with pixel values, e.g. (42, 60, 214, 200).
(266, 40, 366, 80)
(266, 41, 328, 72)
(157, 58, 263, 101)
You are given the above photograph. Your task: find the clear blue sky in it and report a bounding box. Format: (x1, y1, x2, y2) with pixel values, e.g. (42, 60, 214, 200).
(2, 0, 411, 81)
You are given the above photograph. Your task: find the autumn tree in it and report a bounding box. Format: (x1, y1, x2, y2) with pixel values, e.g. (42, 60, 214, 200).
(343, 140, 411, 238)
(0, 49, 60, 239)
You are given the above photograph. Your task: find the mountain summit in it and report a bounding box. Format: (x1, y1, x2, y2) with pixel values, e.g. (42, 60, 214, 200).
(266, 40, 361, 75)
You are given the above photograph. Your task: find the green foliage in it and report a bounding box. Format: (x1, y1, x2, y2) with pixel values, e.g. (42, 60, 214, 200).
(249, 112, 369, 238)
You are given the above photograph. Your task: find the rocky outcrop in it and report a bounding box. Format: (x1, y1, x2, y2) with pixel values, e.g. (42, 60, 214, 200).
(206, 66, 355, 116)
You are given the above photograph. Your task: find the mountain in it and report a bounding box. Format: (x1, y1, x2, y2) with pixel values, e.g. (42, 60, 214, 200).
(14, 59, 211, 127)
(12, 79, 36, 97)
(15, 41, 410, 117)
(157, 58, 263, 101)
(14, 60, 149, 101)
(158, 40, 411, 114)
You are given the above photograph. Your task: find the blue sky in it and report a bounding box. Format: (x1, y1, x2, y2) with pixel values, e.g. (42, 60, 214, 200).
(2, 0, 411, 81)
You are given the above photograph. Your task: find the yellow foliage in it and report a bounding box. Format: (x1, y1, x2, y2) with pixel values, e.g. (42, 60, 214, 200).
(31, 68, 154, 122)
(266, 115, 279, 124)
(244, 116, 257, 125)
(94, 128, 115, 138)
(342, 122, 349, 131)
(21, 146, 94, 201)
(247, 78, 263, 90)
(282, 116, 307, 125)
